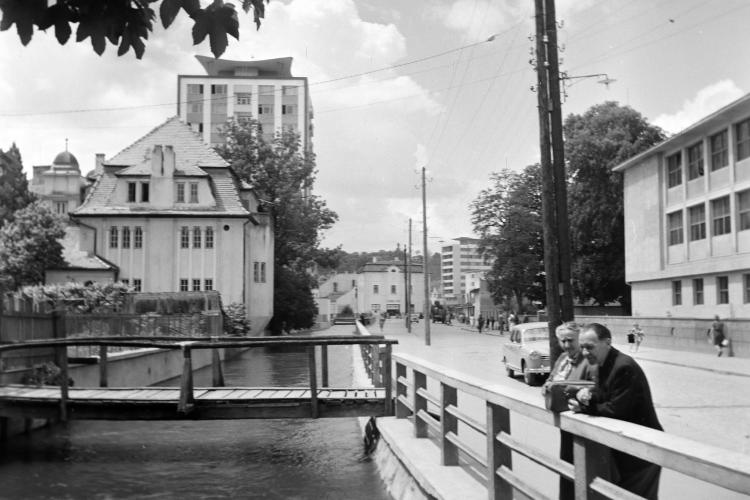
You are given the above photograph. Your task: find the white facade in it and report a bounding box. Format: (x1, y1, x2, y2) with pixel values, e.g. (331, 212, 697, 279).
(613, 92, 750, 318)
(356, 260, 425, 317)
(30, 150, 88, 215)
(177, 56, 312, 150)
(441, 237, 492, 305)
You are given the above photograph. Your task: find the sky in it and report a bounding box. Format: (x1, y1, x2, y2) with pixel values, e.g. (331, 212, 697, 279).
(2, 0, 750, 254)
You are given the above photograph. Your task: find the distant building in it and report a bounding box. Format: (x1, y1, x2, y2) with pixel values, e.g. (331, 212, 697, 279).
(356, 258, 425, 317)
(30, 145, 89, 215)
(613, 92, 750, 318)
(317, 272, 358, 319)
(177, 55, 313, 149)
(440, 237, 493, 306)
(68, 117, 274, 332)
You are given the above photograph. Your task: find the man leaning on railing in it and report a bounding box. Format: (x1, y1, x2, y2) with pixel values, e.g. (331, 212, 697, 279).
(568, 323, 663, 500)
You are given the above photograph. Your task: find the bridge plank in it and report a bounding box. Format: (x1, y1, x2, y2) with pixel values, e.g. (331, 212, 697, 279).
(200, 389, 236, 400)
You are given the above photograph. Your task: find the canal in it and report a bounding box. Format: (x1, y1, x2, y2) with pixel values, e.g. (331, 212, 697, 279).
(0, 342, 391, 499)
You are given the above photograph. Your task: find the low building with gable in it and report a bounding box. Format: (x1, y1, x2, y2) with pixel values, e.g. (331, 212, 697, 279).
(70, 116, 273, 333)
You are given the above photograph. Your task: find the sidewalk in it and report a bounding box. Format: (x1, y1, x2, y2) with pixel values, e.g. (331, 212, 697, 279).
(405, 321, 750, 378)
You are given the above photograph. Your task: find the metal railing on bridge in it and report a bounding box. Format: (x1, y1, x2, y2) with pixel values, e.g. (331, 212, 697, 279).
(0, 335, 397, 426)
(393, 352, 750, 500)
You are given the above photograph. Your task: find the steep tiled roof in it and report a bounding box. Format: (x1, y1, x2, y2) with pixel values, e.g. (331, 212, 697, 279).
(116, 161, 207, 177)
(105, 116, 228, 169)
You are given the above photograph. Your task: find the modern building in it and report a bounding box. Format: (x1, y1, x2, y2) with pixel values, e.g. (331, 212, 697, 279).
(177, 55, 313, 149)
(440, 237, 493, 306)
(613, 92, 750, 318)
(69, 117, 274, 332)
(30, 145, 89, 215)
(357, 258, 425, 317)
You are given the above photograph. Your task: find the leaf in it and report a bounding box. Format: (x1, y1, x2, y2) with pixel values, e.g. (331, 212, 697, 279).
(117, 31, 131, 56)
(160, 0, 182, 29)
(191, 10, 209, 44)
(182, 0, 201, 17)
(54, 18, 71, 44)
(209, 22, 228, 57)
(131, 31, 146, 58)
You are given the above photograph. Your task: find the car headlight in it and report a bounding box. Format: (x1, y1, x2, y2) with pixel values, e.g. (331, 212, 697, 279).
(529, 351, 541, 360)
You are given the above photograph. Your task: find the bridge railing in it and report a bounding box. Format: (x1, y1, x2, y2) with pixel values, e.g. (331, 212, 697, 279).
(0, 335, 398, 420)
(393, 352, 750, 500)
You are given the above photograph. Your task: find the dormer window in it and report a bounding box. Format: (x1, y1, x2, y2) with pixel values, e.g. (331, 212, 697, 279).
(128, 182, 136, 202)
(190, 182, 199, 203)
(128, 181, 150, 203)
(176, 182, 185, 203)
(141, 182, 149, 202)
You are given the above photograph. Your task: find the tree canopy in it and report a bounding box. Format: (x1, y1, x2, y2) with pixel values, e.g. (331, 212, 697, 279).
(471, 164, 545, 312)
(565, 102, 665, 310)
(0, 0, 268, 59)
(0, 143, 35, 227)
(0, 201, 67, 292)
(215, 119, 338, 333)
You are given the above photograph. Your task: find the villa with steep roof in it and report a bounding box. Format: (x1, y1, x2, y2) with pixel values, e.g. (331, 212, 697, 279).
(69, 116, 274, 333)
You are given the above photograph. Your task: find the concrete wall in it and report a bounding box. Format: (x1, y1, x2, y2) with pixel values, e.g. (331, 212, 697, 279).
(576, 315, 749, 357)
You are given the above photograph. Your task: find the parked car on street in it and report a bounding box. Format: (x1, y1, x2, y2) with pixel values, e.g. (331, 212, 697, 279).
(502, 321, 551, 386)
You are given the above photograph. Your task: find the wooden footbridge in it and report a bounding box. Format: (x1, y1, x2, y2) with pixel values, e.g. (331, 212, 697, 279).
(0, 335, 397, 427)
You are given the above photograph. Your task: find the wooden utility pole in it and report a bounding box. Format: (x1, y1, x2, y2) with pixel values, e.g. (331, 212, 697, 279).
(535, 0, 573, 364)
(422, 167, 431, 346)
(404, 245, 410, 333)
(408, 218, 413, 332)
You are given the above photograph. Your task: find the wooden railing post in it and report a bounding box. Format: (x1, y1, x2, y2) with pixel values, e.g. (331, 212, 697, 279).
(177, 344, 194, 414)
(321, 344, 329, 388)
(441, 382, 458, 465)
(211, 336, 225, 387)
(308, 345, 318, 418)
(395, 361, 409, 418)
(487, 402, 512, 500)
(573, 435, 612, 500)
(383, 344, 393, 415)
(372, 344, 381, 386)
(414, 369, 427, 438)
(99, 345, 108, 387)
(53, 312, 69, 422)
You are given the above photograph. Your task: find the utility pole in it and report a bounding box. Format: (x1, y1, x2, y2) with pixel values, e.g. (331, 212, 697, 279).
(422, 167, 431, 346)
(408, 218, 413, 332)
(535, 0, 573, 364)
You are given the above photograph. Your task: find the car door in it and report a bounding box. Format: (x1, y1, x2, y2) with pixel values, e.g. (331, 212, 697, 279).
(505, 327, 522, 370)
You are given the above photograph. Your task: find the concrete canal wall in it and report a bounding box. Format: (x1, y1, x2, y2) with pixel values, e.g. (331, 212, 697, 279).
(577, 315, 749, 357)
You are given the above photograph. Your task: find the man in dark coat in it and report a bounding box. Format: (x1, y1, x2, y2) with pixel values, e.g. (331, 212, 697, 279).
(569, 323, 663, 500)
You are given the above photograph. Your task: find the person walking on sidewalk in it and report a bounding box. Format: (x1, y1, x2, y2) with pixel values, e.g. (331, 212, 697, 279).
(629, 323, 644, 352)
(709, 315, 727, 357)
(477, 314, 485, 334)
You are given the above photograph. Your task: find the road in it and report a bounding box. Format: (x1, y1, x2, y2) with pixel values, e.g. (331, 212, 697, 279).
(350, 319, 750, 499)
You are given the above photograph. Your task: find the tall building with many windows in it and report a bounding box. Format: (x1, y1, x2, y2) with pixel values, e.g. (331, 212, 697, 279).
(177, 56, 312, 149)
(440, 237, 493, 305)
(613, 92, 750, 318)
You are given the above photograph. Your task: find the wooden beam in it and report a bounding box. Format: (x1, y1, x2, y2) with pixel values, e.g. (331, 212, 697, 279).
(321, 345, 329, 387)
(177, 344, 194, 414)
(383, 344, 393, 415)
(487, 402, 512, 500)
(441, 382, 458, 465)
(308, 346, 318, 418)
(211, 337, 224, 387)
(99, 345, 108, 388)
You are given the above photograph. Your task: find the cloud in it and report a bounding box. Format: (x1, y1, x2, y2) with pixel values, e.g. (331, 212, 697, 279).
(653, 80, 745, 134)
(430, 0, 523, 38)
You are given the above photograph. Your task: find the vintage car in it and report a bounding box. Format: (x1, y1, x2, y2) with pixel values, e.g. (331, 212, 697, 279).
(502, 321, 551, 386)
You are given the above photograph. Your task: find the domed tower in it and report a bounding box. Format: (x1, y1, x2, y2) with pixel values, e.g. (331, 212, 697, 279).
(30, 140, 87, 215)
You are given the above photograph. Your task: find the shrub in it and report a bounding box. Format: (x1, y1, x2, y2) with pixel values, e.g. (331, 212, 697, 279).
(223, 302, 251, 335)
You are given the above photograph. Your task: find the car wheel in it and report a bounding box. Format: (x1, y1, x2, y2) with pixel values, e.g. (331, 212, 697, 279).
(504, 358, 514, 377)
(522, 362, 535, 386)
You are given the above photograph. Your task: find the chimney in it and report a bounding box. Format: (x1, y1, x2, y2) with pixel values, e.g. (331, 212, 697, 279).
(95, 153, 105, 176)
(163, 145, 175, 178)
(151, 145, 163, 177)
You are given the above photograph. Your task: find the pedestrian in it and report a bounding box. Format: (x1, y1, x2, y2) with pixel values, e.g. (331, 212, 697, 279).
(569, 323, 663, 500)
(709, 315, 728, 357)
(489, 315, 495, 330)
(542, 322, 596, 500)
(628, 323, 644, 352)
(508, 312, 518, 328)
(477, 314, 485, 334)
(498, 315, 506, 334)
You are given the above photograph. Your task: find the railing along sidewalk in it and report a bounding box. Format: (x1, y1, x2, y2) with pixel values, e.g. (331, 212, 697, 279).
(0, 335, 398, 421)
(393, 352, 750, 500)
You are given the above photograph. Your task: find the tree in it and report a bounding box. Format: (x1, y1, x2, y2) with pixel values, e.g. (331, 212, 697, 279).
(0, 201, 67, 292)
(0, 0, 268, 59)
(216, 118, 338, 333)
(471, 164, 545, 312)
(565, 102, 665, 311)
(0, 142, 35, 227)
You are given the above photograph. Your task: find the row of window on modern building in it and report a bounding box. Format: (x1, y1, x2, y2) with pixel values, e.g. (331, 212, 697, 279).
(666, 117, 750, 187)
(672, 274, 750, 305)
(667, 190, 750, 244)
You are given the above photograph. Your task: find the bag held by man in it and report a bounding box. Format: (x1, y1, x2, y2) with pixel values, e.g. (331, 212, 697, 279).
(545, 380, 596, 412)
